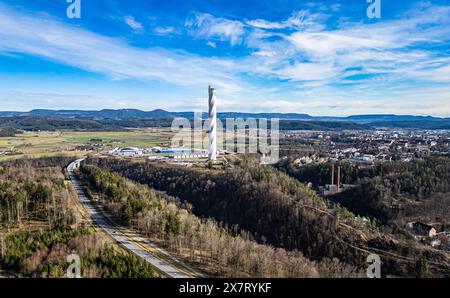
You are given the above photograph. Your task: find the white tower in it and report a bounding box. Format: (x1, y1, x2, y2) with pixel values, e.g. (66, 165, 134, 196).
(208, 85, 217, 160)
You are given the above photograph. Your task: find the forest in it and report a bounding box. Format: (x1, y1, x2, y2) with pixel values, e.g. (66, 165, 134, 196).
(0, 156, 79, 227)
(276, 157, 450, 225)
(78, 163, 345, 277)
(0, 115, 370, 132)
(86, 156, 450, 277)
(2, 228, 159, 278)
(0, 127, 19, 137)
(0, 157, 158, 278)
(1, 155, 449, 277)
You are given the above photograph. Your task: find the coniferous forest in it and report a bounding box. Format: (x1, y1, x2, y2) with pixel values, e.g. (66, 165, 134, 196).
(276, 157, 450, 225)
(0, 157, 158, 278)
(1, 155, 449, 278)
(86, 156, 450, 277)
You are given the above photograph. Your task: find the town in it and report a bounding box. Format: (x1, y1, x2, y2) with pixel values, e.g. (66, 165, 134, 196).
(282, 128, 450, 164)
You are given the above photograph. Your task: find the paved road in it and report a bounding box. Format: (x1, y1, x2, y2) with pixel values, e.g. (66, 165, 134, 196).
(67, 159, 192, 278)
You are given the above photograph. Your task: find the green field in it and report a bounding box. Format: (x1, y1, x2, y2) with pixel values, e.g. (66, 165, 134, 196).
(0, 129, 174, 160)
(0, 128, 256, 161)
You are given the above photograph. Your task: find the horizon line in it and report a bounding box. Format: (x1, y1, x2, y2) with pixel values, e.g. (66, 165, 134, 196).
(0, 108, 449, 119)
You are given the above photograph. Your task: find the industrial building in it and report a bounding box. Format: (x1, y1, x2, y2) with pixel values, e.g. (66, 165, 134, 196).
(108, 147, 143, 157)
(319, 164, 355, 196)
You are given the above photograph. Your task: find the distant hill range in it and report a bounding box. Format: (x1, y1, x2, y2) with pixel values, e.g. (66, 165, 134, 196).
(0, 109, 449, 130)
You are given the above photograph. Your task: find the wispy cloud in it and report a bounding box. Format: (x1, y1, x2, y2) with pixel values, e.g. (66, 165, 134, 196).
(206, 41, 217, 48)
(247, 10, 326, 30)
(0, 4, 245, 95)
(252, 50, 276, 57)
(0, 90, 129, 111)
(241, 3, 450, 89)
(0, 2, 450, 115)
(185, 12, 245, 45)
(124, 15, 143, 31)
(153, 26, 177, 35)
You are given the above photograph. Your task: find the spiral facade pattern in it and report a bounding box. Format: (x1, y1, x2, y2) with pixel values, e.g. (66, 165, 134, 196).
(208, 85, 217, 160)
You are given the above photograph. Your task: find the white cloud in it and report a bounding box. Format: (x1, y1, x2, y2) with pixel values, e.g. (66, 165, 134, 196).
(285, 10, 321, 28)
(153, 26, 177, 35)
(206, 41, 216, 48)
(252, 50, 276, 57)
(287, 32, 391, 58)
(246, 10, 325, 30)
(0, 90, 129, 111)
(404, 62, 450, 83)
(276, 62, 338, 82)
(1, 3, 450, 116)
(0, 5, 245, 96)
(124, 15, 143, 31)
(246, 19, 285, 30)
(185, 12, 245, 45)
(253, 3, 450, 90)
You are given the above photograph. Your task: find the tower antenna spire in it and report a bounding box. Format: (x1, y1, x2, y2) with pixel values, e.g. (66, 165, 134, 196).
(208, 86, 217, 160)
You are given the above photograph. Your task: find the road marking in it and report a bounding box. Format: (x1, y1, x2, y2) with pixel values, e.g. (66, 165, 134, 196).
(68, 159, 195, 278)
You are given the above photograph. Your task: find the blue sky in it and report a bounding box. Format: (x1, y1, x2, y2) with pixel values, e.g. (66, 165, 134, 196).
(0, 0, 449, 116)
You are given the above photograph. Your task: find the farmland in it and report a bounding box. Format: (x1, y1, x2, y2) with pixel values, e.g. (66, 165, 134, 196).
(0, 129, 174, 160)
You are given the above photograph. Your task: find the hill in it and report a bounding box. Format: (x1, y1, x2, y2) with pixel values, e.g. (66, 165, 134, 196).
(0, 116, 115, 131)
(86, 156, 450, 277)
(369, 120, 450, 130)
(0, 109, 448, 129)
(0, 115, 369, 131)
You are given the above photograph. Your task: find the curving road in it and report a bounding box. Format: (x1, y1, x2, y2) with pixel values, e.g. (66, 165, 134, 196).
(67, 159, 197, 278)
